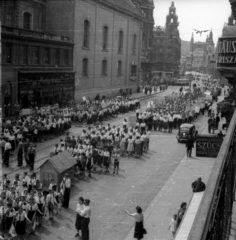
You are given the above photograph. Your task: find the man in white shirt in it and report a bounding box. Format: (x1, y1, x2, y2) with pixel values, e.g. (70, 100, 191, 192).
(80, 199, 91, 240)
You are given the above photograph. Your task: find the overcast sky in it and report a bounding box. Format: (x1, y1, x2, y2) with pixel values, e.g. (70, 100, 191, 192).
(153, 0, 232, 44)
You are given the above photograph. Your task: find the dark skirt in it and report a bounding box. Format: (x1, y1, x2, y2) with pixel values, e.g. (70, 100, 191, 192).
(63, 187, 70, 208)
(15, 220, 26, 235)
(81, 217, 90, 240)
(103, 156, 109, 167)
(37, 203, 44, 217)
(134, 221, 144, 239)
(5, 216, 13, 230)
(75, 214, 82, 230)
(28, 210, 36, 221)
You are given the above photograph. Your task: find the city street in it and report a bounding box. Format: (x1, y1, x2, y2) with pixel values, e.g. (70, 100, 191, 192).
(3, 86, 213, 240)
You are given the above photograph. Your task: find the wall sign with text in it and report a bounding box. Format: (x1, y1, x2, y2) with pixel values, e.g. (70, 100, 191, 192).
(196, 135, 223, 158)
(217, 37, 236, 68)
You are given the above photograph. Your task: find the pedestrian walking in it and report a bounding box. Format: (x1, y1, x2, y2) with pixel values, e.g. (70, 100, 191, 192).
(186, 136, 194, 157)
(113, 151, 120, 174)
(62, 173, 71, 208)
(169, 214, 177, 239)
(17, 139, 24, 167)
(75, 197, 85, 238)
(125, 206, 147, 240)
(3, 140, 11, 167)
(207, 116, 213, 134)
(80, 199, 91, 240)
(28, 144, 36, 171)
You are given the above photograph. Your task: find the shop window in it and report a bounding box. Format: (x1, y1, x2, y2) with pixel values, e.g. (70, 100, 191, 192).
(32, 46, 39, 64)
(54, 49, 60, 65)
(20, 45, 28, 64)
(117, 60, 122, 76)
(4, 43, 13, 64)
(133, 34, 137, 54)
(23, 12, 32, 30)
(63, 49, 69, 65)
(131, 65, 137, 77)
(82, 58, 88, 76)
(83, 20, 90, 48)
(5, 7, 13, 26)
(102, 59, 107, 76)
(43, 48, 50, 65)
(103, 26, 108, 50)
(118, 30, 124, 53)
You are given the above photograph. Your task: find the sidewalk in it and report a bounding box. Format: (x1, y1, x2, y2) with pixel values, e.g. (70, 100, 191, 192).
(123, 97, 225, 240)
(1, 89, 165, 178)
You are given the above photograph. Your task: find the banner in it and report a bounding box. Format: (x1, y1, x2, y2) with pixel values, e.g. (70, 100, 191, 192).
(195, 106, 200, 113)
(22, 108, 31, 115)
(101, 102, 109, 109)
(40, 107, 51, 115)
(128, 116, 136, 127)
(63, 108, 69, 116)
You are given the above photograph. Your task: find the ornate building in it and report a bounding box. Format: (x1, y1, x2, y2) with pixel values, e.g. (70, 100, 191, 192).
(152, 2, 181, 79)
(46, 0, 147, 101)
(1, 0, 74, 116)
(132, 0, 155, 84)
(188, 31, 215, 74)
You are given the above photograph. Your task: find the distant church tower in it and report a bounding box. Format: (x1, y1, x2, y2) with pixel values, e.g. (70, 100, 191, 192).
(165, 2, 179, 37)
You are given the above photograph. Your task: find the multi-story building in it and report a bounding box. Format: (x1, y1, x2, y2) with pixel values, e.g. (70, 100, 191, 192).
(187, 30, 215, 74)
(46, 0, 146, 101)
(152, 2, 181, 79)
(132, 0, 155, 84)
(1, 0, 75, 116)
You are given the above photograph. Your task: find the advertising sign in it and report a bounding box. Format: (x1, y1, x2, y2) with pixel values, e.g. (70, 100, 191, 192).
(196, 135, 223, 158)
(217, 37, 236, 68)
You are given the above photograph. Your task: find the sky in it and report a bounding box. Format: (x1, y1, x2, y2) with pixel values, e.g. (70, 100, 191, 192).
(153, 0, 232, 44)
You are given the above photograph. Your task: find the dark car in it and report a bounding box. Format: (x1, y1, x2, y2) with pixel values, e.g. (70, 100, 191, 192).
(176, 123, 196, 142)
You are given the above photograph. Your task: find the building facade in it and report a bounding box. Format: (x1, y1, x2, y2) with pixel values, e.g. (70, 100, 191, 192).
(132, 0, 155, 84)
(46, 0, 145, 101)
(152, 2, 181, 79)
(186, 31, 215, 74)
(1, 0, 75, 116)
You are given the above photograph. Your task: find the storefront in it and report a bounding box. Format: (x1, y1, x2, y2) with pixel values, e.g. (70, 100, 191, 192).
(18, 72, 75, 108)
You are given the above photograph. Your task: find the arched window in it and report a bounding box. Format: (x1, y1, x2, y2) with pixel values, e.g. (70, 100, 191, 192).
(82, 58, 88, 76)
(83, 20, 90, 48)
(117, 60, 122, 76)
(118, 30, 124, 53)
(103, 26, 108, 50)
(23, 12, 32, 30)
(133, 34, 137, 54)
(102, 59, 107, 76)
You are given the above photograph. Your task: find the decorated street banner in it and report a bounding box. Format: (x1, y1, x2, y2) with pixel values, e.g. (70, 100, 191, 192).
(101, 102, 109, 109)
(195, 106, 200, 113)
(129, 115, 136, 127)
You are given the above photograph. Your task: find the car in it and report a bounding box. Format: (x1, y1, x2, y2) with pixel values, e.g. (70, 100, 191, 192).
(176, 123, 196, 143)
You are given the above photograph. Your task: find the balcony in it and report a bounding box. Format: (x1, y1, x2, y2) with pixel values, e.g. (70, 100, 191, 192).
(2, 26, 74, 44)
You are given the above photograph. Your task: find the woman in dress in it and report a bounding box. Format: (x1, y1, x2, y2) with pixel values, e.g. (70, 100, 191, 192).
(125, 206, 145, 240)
(14, 206, 32, 240)
(127, 136, 134, 157)
(75, 197, 85, 238)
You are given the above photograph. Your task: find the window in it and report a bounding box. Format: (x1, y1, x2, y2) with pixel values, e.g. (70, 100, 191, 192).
(5, 7, 13, 26)
(54, 49, 60, 65)
(133, 34, 137, 54)
(103, 26, 108, 50)
(82, 58, 88, 76)
(43, 172, 54, 189)
(4, 43, 13, 64)
(32, 46, 39, 64)
(102, 59, 107, 76)
(43, 48, 50, 65)
(117, 60, 122, 76)
(131, 65, 137, 77)
(20, 45, 28, 64)
(23, 12, 32, 30)
(83, 20, 90, 48)
(118, 30, 124, 53)
(63, 49, 69, 65)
